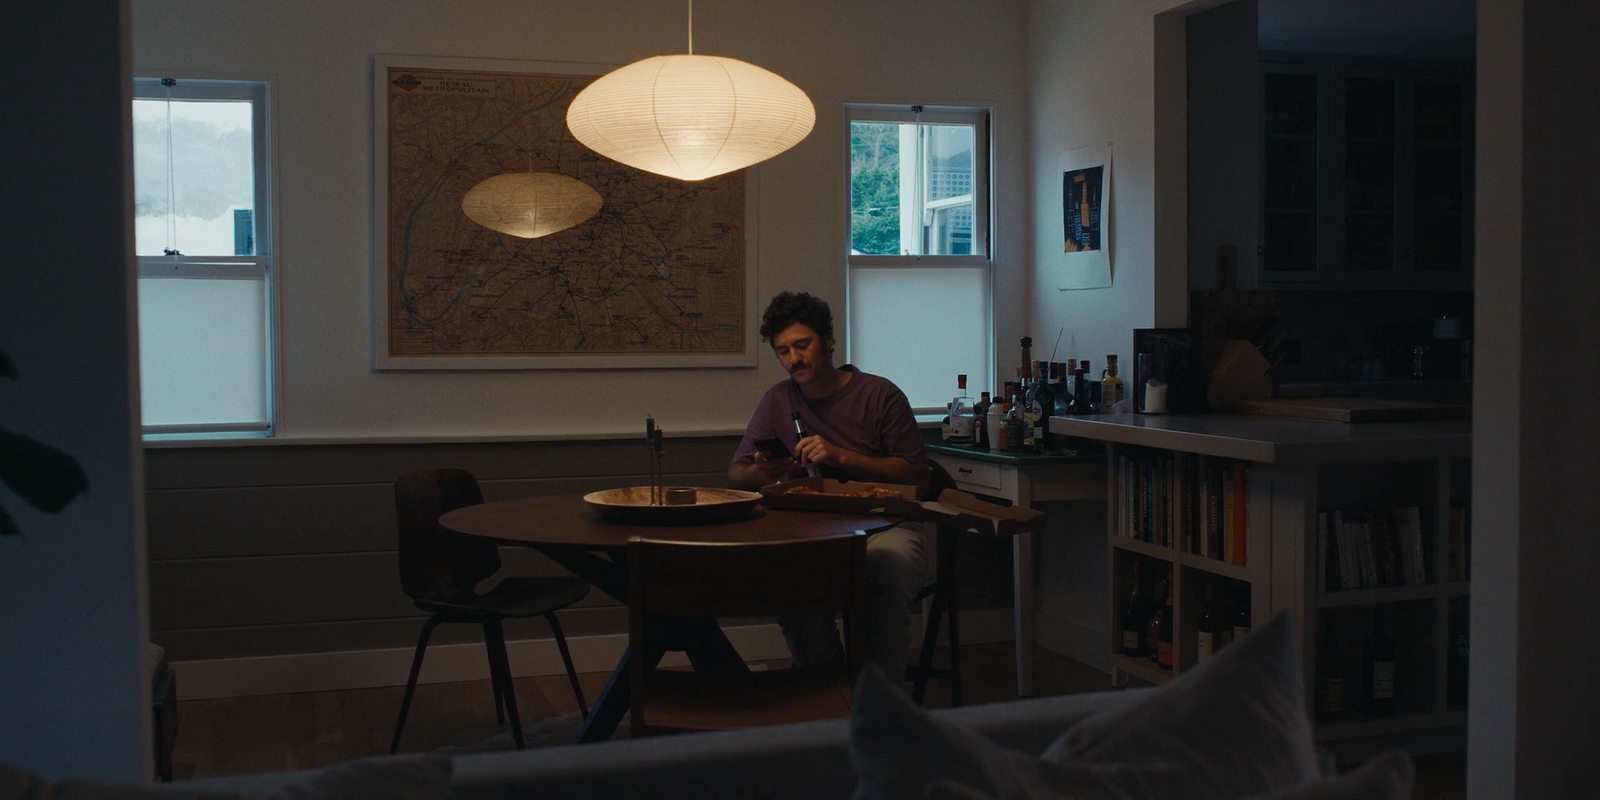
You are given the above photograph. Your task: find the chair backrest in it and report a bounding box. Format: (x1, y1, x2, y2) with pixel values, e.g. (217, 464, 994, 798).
(393, 468, 501, 601)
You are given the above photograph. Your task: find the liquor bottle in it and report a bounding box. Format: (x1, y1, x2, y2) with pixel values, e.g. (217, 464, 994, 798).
(1072, 366, 1089, 414)
(1316, 619, 1347, 721)
(1196, 584, 1218, 664)
(973, 391, 991, 449)
(949, 374, 975, 445)
(791, 412, 820, 478)
(1157, 583, 1175, 670)
(1364, 606, 1396, 716)
(1020, 337, 1033, 385)
(1005, 392, 1024, 449)
(1121, 561, 1146, 657)
(1020, 379, 1038, 449)
(1053, 364, 1074, 419)
(1030, 361, 1053, 452)
(987, 396, 1009, 452)
(1103, 355, 1126, 411)
(1145, 577, 1166, 664)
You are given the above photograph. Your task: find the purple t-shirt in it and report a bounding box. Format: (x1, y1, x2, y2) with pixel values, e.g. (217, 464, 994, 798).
(733, 366, 926, 482)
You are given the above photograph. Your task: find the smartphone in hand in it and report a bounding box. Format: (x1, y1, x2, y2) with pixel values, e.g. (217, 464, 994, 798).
(754, 436, 792, 461)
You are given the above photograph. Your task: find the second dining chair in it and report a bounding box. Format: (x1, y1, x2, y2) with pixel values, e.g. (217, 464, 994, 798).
(626, 530, 869, 736)
(389, 468, 591, 752)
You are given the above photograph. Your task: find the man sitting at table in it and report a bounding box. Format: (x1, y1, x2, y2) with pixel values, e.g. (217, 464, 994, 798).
(727, 291, 930, 683)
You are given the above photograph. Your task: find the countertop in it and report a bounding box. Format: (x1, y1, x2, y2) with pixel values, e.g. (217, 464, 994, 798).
(925, 441, 1105, 466)
(1047, 413, 1471, 465)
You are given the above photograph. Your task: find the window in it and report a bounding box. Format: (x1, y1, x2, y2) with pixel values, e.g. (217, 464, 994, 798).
(845, 106, 991, 413)
(132, 78, 273, 438)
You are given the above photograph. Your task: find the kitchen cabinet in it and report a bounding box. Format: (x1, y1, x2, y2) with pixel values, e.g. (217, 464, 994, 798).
(1258, 55, 1473, 289)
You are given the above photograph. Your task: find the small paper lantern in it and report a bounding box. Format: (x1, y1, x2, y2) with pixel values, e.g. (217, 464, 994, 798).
(567, 54, 815, 182)
(460, 173, 603, 239)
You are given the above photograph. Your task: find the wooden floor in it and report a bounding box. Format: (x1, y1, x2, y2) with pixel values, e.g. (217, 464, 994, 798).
(169, 642, 1463, 798)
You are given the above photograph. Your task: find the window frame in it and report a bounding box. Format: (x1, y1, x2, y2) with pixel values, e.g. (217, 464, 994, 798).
(844, 104, 994, 415)
(132, 77, 277, 439)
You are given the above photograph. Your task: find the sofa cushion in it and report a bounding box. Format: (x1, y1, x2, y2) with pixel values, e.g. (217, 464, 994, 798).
(1244, 751, 1414, 800)
(1044, 611, 1320, 797)
(0, 754, 453, 800)
(851, 612, 1323, 800)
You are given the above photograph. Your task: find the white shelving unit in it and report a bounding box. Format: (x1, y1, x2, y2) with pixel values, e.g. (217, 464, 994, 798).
(1059, 414, 1471, 741)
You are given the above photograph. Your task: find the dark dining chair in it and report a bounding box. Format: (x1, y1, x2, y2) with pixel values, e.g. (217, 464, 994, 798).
(626, 530, 869, 736)
(389, 469, 591, 752)
(906, 459, 964, 706)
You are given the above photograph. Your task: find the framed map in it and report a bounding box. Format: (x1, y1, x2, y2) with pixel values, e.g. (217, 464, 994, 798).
(372, 55, 757, 369)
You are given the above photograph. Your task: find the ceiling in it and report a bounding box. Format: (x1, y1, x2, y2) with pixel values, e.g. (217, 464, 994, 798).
(1258, 0, 1475, 61)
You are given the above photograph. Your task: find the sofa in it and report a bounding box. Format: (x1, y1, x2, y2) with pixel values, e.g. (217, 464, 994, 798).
(5, 614, 1413, 799)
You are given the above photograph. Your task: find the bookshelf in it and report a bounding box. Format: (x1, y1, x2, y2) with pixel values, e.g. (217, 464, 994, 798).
(1056, 414, 1471, 743)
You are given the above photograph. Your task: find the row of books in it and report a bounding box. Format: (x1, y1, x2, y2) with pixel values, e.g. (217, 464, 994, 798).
(1317, 508, 1427, 591)
(1112, 451, 1250, 567)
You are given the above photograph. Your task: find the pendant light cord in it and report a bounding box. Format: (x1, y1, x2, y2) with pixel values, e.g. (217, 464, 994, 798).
(687, 0, 693, 55)
(162, 78, 180, 256)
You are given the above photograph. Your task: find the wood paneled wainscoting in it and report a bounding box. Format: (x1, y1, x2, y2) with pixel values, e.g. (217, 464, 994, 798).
(145, 437, 1017, 699)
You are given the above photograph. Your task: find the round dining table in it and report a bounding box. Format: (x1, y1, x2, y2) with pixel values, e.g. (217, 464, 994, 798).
(438, 493, 899, 743)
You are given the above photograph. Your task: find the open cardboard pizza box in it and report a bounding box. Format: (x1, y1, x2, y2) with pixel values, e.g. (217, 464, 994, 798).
(760, 476, 924, 516)
(917, 488, 1046, 538)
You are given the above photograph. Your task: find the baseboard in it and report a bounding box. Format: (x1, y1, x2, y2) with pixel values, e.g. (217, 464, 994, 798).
(173, 609, 1020, 699)
(1034, 610, 1110, 674)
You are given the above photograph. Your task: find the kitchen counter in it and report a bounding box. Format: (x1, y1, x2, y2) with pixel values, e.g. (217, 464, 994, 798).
(925, 441, 1104, 466)
(1048, 413, 1470, 465)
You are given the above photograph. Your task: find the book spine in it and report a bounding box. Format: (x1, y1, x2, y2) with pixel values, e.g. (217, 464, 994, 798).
(1317, 510, 1328, 593)
(1233, 462, 1248, 566)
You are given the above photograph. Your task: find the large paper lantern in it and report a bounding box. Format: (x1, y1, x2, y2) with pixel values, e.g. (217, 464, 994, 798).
(460, 173, 603, 239)
(566, 54, 815, 182)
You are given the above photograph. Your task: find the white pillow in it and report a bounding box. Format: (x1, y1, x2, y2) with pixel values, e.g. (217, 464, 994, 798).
(1044, 612, 1321, 798)
(1244, 751, 1414, 800)
(850, 612, 1338, 800)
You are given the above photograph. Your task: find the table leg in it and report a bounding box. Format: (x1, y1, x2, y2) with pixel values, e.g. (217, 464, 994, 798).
(1013, 530, 1036, 696)
(675, 617, 753, 677)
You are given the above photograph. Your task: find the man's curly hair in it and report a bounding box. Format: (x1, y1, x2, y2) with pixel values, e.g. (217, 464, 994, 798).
(759, 291, 833, 344)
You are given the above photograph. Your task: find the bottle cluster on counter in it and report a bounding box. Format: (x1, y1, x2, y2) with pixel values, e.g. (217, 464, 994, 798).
(943, 336, 1125, 454)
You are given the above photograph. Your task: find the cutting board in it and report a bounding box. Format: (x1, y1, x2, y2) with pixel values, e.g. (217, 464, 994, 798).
(1234, 397, 1471, 423)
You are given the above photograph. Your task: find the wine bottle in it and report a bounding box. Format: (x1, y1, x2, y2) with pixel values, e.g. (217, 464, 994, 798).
(1145, 577, 1166, 664)
(1316, 619, 1347, 721)
(949, 374, 975, 445)
(1364, 606, 1396, 717)
(1196, 584, 1218, 664)
(1122, 561, 1146, 657)
(1232, 605, 1251, 642)
(1157, 582, 1175, 670)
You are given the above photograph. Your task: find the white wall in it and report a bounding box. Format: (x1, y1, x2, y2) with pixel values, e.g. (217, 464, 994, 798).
(129, 0, 1031, 440)
(0, 1, 153, 781)
(1471, 0, 1600, 795)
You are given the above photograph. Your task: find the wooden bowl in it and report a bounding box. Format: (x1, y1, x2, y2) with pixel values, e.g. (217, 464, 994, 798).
(581, 486, 763, 525)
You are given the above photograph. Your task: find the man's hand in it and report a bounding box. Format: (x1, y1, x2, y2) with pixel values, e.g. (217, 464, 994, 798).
(793, 435, 845, 470)
(727, 450, 798, 491)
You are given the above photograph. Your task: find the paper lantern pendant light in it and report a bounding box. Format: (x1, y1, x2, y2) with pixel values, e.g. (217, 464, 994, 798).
(566, 3, 814, 181)
(460, 173, 603, 239)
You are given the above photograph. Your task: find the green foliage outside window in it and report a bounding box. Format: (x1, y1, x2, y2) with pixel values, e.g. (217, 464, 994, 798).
(851, 123, 900, 255)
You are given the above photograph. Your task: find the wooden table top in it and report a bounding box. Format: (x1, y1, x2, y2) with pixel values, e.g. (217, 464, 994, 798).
(439, 494, 899, 548)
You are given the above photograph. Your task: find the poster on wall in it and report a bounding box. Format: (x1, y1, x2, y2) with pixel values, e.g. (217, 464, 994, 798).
(371, 54, 758, 370)
(1047, 143, 1113, 290)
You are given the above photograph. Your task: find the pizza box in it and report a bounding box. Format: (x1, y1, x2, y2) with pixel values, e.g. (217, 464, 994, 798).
(760, 476, 923, 516)
(913, 489, 1046, 538)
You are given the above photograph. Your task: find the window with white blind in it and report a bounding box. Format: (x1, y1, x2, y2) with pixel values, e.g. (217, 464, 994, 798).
(132, 78, 274, 438)
(845, 105, 991, 413)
